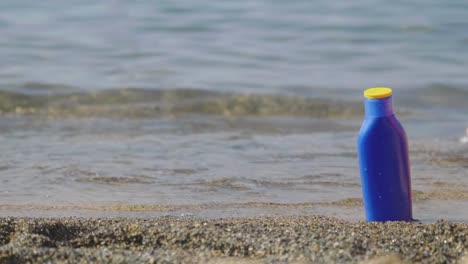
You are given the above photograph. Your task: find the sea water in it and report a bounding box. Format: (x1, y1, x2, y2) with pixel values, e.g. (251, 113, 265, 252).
(0, 1, 467, 221)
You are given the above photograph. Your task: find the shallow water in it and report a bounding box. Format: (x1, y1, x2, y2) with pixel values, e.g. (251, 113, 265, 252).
(0, 90, 466, 221)
(0, 1, 467, 221)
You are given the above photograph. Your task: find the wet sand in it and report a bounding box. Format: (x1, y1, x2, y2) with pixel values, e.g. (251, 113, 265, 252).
(0, 216, 466, 263)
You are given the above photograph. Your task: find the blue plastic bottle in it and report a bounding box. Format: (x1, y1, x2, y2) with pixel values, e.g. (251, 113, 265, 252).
(357, 87, 412, 222)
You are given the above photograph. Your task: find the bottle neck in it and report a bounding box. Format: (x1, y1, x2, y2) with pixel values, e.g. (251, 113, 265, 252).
(364, 96, 394, 118)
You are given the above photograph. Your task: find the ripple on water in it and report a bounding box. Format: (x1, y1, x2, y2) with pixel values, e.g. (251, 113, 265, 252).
(76, 176, 154, 185)
(0, 89, 364, 118)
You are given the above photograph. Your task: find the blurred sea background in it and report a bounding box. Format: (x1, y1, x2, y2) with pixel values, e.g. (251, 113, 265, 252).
(0, 1, 467, 221)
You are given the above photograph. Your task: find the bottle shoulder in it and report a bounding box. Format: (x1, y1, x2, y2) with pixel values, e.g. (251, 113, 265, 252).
(358, 115, 406, 141)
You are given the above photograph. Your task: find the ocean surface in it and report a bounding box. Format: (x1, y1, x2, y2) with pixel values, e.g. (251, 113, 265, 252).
(0, 1, 467, 222)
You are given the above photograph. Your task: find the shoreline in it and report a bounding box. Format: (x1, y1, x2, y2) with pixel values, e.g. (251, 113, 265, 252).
(0, 216, 466, 263)
(0, 187, 467, 222)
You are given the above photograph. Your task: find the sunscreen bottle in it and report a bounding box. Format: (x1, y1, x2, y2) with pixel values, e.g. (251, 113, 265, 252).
(357, 87, 412, 222)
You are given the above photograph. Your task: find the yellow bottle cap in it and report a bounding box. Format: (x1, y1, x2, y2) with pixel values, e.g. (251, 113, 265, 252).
(364, 87, 392, 99)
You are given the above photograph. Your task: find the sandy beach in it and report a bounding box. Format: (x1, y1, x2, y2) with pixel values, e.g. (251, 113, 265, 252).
(1, 1, 468, 264)
(0, 216, 465, 263)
